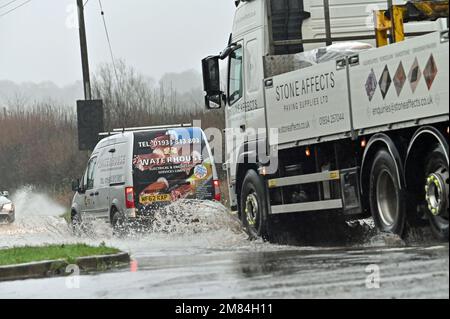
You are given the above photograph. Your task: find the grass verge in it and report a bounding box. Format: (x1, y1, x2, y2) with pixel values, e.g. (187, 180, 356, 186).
(0, 243, 120, 266)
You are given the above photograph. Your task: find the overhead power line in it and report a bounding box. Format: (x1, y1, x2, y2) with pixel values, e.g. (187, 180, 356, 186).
(0, 0, 32, 18)
(98, 0, 120, 86)
(0, 0, 20, 10)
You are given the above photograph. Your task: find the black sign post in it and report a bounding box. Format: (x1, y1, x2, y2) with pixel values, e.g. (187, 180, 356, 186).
(77, 99, 104, 151)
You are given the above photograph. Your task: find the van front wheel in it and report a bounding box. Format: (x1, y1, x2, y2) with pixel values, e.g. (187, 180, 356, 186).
(71, 211, 86, 236)
(111, 208, 127, 237)
(240, 170, 272, 241)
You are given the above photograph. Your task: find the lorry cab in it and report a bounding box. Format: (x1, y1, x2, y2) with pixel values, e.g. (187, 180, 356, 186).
(202, 0, 449, 241)
(71, 126, 220, 232)
(203, 1, 447, 207)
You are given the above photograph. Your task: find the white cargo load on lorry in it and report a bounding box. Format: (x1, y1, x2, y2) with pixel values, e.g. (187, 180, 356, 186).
(269, 0, 445, 53)
(302, 0, 387, 50)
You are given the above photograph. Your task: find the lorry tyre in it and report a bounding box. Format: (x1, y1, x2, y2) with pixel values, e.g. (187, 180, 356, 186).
(369, 149, 406, 236)
(240, 170, 272, 241)
(424, 146, 449, 240)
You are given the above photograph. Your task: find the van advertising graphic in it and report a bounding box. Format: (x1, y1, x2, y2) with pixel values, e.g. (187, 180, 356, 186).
(132, 128, 214, 213)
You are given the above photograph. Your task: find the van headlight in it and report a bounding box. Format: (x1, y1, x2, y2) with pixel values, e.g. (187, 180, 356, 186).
(1, 203, 14, 212)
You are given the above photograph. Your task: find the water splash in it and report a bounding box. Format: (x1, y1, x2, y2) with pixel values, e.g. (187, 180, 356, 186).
(0, 195, 253, 257)
(0, 187, 71, 248)
(148, 200, 243, 235)
(12, 186, 66, 217)
(1, 188, 431, 257)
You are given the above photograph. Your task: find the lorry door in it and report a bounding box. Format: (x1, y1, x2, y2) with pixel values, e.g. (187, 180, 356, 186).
(225, 40, 246, 181)
(243, 30, 265, 144)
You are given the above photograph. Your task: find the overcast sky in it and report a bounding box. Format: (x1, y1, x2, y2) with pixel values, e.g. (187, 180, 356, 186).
(0, 0, 235, 86)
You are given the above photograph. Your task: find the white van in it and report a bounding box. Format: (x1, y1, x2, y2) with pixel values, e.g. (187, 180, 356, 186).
(71, 126, 220, 232)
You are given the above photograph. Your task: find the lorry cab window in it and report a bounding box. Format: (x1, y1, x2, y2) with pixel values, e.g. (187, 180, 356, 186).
(228, 47, 243, 106)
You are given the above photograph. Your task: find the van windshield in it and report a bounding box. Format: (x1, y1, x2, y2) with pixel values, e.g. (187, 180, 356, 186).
(132, 128, 215, 210)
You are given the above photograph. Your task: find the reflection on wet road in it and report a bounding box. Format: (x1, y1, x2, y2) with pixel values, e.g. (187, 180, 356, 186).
(0, 192, 448, 299)
(1, 243, 448, 299)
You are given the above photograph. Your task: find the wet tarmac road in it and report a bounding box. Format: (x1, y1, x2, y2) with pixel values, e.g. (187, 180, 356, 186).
(0, 191, 448, 299)
(0, 242, 448, 299)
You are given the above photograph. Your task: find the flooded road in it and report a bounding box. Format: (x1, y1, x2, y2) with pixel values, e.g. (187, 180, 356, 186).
(0, 189, 448, 299)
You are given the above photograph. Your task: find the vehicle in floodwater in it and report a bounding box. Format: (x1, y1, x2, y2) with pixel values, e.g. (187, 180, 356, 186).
(201, 0, 449, 241)
(0, 191, 15, 224)
(71, 125, 220, 233)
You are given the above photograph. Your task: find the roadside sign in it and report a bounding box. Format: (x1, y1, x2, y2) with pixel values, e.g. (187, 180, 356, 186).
(77, 99, 104, 151)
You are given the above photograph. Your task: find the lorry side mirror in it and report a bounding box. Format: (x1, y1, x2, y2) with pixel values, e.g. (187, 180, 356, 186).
(202, 55, 223, 109)
(204, 94, 224, 110)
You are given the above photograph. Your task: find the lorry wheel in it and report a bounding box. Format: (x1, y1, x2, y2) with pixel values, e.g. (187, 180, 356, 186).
(369, 149, 406, 236)
(424, 146, 449, 240)
(111, 208, 127, 237)
(240, 170, 271, 241)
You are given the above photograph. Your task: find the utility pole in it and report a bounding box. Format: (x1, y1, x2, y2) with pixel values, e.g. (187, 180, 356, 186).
(77, 0, 92, 100)
(75, 0, 103, 151)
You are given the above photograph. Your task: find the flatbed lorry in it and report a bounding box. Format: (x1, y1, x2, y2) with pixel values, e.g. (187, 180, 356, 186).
(202, 0, 449, 240)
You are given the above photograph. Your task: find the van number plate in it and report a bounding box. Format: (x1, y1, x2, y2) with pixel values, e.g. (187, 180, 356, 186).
(140, 194, 172, 204)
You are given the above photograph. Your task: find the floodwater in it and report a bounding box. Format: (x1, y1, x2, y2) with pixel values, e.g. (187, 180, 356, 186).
(0, 188, 448, 299)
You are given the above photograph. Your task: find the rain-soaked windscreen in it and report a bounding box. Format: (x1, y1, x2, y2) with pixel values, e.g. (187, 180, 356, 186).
(132, 128, 215, 213)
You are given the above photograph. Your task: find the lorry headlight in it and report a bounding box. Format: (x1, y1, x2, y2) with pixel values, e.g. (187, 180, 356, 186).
(1, 203, 14, 212)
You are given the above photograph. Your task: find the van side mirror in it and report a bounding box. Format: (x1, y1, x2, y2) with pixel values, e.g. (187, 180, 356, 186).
(71, 179, 80, 193)
(202, 55, 224, 109)
(1, 191, 9, 198)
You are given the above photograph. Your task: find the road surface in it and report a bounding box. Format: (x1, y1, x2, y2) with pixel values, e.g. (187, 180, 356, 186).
(0, 195, 448, 299)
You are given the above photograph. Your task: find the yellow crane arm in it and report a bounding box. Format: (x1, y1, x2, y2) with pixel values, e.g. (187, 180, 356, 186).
(410, 1, 449, 19)
(375, 0, 449, 47)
